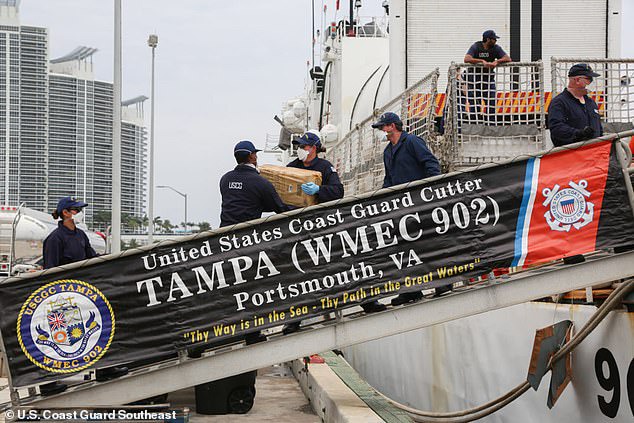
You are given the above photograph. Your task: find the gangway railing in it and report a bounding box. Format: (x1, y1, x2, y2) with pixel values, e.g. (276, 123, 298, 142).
(14, 249, 634, 408)
(325, 69, 440, 194)
(551, 58, 634, 134)
(444, 61, 546, 166)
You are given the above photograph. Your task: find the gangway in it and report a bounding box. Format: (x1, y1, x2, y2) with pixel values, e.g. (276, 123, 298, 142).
(10, 248, 634, 408)
(2, 62, 634, 413)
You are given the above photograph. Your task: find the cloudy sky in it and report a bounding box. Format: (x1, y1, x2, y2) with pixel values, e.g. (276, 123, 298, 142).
(17, 0, 634, 228)
(19, 0, 326, 228)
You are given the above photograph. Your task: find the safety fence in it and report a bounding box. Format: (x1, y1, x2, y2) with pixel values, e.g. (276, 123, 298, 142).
(326, 58, 634, 195)
(551, 58, 634, 134)
(444, 61, 546, 167)
(325, 69, 440, 194)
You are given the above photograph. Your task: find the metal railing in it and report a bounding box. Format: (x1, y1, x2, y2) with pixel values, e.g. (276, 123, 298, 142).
(8, 203, 25, 277)
(327, 15, 389, 40)
(444, 61, 546, 166)
(325, 69, 440, 194)
(551, 58, 634, 134)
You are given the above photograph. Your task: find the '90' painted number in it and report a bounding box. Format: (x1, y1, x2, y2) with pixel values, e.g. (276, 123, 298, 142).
(594, 348, 634, 418)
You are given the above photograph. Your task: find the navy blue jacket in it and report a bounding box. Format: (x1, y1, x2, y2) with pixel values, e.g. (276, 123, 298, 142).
(219, 164, 289, 227)
(383, 132, 441, 188)
(548, 89, 603, 147)
(287, 157, 344, 203)
(43, 222, 98, 269)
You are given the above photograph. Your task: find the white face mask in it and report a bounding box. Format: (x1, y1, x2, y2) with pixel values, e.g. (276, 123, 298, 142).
(72, 211, 85, 226)
(297, 148, 310, 162)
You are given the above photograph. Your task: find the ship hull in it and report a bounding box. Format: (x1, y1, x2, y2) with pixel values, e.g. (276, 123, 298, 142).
(344, 301, 634, 422)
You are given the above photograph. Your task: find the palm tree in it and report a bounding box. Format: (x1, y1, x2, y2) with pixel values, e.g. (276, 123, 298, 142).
(197, 221, 212, 232)
(153, 216, 163, 233)
(125, 214, 141, 232)
(141, 215, 149, 232)
(93, 210, 111, 230)
(162, 219, 174, 233)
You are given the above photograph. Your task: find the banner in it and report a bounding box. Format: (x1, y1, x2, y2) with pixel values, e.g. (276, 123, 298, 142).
(0, 140, 633, 387)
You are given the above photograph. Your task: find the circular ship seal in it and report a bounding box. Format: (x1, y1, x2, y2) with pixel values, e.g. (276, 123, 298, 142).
(17, 279, 115, 373)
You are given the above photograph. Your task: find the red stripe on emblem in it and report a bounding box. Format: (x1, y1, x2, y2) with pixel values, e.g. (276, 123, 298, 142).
(522, 142, 612, 265)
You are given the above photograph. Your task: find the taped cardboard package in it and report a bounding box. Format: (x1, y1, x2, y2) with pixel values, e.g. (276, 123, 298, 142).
(259, 164, 322, 207)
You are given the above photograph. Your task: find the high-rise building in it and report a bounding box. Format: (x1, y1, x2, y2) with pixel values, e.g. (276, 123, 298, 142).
(48, 47, 98, 221)
(48, 49, 147, 228)
(0, 1, 147, 229)
(0, 0, 48, 210)
(121, 96, 148, 223)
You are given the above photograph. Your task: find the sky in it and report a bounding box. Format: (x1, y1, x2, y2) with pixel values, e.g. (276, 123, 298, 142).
(19, 0, 358, 228)
(16, 0, 634, 229)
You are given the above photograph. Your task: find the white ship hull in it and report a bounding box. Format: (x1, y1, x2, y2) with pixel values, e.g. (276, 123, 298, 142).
(344, 301, 634, 422)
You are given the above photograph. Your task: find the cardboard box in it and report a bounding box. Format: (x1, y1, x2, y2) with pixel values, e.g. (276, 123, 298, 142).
(259, 164, 322, 207)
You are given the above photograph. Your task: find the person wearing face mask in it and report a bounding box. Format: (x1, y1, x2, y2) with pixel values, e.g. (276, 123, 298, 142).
(282, 131, 385, 335)
(286, 131, 344, 202)
(43, 197, 97, 269)
(373, 112, 443, 305)
(548, 63, 604, 147)
(40, 197, 128, 396)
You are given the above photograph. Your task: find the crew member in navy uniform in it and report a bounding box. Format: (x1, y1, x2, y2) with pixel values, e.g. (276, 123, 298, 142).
(40, 197, 128, 396)
(463, 30, 511, 122)
(548, 63, 603, 147)
(375, 112, 440, 189)
(219, 140, 289, 227)
(219, 140, 290, 343)
(372, 112, 446, 304)
(43, 197, 97, 269)
(286, 131, 343, 202)
(282, 131, 386, 334)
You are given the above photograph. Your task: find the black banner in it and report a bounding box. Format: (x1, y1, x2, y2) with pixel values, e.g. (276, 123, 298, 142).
(1, 140, 633, 386)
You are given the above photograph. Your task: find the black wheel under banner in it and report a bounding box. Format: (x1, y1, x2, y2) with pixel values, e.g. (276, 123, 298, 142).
(227, 385, 255, 414)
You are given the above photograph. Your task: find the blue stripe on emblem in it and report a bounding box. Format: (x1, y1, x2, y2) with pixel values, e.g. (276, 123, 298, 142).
(512, 158, 537, 267)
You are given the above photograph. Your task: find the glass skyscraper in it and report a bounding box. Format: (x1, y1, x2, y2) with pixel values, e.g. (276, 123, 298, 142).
(0, 4, 48, 209)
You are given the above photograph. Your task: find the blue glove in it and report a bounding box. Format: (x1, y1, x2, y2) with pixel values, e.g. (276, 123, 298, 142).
(301, 182, 320, 195)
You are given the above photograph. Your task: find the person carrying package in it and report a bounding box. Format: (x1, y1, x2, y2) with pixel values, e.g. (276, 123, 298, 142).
(219, 140, 292, 343)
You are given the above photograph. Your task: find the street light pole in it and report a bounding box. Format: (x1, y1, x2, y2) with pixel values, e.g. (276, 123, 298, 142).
(147, 34, 158, 244)
(112, 0, 122, 253)
(156, 185, 188, 233)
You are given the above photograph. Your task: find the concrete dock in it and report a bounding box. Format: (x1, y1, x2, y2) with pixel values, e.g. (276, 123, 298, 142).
(1, 354, 405, 422)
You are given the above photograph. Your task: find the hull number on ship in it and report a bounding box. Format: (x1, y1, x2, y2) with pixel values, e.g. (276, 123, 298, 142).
(594, 347, 634, 418)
